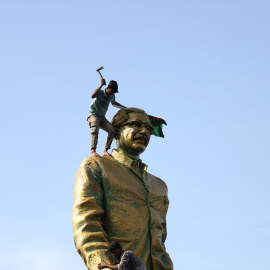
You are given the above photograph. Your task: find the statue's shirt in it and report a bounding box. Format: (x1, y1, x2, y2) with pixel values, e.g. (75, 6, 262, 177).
(72, 150, 173, 270)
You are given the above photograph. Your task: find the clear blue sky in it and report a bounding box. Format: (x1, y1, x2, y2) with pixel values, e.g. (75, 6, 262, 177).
(0, 1, 269, 270)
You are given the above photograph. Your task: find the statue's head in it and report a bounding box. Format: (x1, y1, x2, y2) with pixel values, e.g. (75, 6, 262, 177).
(112, 108, 154, 155)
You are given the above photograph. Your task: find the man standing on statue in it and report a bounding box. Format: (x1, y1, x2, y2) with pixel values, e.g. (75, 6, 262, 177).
(87, 78, 126, 157)
(73, 107, 173, 270)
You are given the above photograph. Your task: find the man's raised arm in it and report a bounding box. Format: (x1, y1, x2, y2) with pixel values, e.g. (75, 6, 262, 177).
(91, 78, 106, 98)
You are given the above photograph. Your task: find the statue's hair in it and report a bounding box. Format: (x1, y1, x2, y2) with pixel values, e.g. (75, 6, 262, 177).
(111, 107, 150, 134)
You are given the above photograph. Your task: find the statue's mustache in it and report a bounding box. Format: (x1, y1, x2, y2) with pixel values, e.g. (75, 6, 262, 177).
(134, 134, 149, 142)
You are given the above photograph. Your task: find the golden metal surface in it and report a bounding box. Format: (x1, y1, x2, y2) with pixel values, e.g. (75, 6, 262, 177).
(72, 108, 173, 269)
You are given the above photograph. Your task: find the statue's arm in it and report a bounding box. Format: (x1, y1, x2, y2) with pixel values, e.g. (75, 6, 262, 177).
(72, 158, 113, 270)
(161, 197, 169, 245)
(159, 180, 174, 269)
(160, 180, 170, 247)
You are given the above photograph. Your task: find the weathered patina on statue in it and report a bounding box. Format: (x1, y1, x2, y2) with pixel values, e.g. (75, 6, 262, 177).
(72, 108, 173, 270)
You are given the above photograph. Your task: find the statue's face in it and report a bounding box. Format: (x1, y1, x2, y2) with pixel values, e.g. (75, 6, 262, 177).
(118, 112, 154, 155)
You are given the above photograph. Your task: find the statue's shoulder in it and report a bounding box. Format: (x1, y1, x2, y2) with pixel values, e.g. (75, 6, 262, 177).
(79, 156, 103, 172)
(79, 156, 116, 172)
(76, 157, 106, 184)
(147, 171, 168, 192)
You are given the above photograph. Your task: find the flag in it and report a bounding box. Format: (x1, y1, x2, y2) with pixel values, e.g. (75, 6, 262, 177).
(148, 115, 167, 138)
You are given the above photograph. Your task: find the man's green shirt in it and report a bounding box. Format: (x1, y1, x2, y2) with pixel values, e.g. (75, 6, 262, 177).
(89, 89, 115, 117)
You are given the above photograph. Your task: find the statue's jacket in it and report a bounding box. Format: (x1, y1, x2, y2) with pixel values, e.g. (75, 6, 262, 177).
(72, 150, 173, 270)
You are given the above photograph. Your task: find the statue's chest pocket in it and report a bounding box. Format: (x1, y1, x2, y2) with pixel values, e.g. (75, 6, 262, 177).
(109, 188, 147, 205)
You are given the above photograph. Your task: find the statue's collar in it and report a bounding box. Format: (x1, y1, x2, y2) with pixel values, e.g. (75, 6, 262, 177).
(111, 149, 148, 176)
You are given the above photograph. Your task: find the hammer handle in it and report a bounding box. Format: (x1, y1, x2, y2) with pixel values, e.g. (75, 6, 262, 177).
(97, 70, 103, 79)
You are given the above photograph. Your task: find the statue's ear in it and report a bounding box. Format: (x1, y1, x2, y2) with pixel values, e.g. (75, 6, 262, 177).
(114, 129, 119, 140)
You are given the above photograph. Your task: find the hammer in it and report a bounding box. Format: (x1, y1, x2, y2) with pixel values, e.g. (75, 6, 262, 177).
(96, 66, 105, 80)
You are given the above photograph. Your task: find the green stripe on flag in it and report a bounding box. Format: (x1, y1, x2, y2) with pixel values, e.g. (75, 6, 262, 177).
(148, 115, 167, 138)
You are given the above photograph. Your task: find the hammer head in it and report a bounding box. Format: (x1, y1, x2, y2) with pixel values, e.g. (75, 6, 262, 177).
(96, 66, 104, 72)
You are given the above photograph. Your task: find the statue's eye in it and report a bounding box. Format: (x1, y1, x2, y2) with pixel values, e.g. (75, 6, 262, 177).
(145, 125, 151, 131)
(134, 122, 141, 128)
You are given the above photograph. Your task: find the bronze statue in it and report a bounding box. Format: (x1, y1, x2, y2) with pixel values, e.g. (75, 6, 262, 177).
(73, 108, 173, 270)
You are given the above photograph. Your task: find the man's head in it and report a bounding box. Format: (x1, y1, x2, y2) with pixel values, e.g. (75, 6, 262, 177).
(107, 241, 123, 259)
(106, 80, 118, 95)
(112, 108, 154, 155)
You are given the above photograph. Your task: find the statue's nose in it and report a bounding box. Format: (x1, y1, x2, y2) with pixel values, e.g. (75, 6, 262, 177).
(139, 126, 150, 136)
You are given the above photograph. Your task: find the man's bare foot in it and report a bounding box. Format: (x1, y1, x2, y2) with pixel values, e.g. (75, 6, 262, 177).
(102, 149, 111, 157)
(91, 149, 101, 157)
